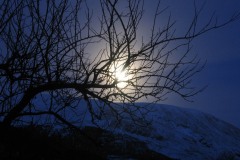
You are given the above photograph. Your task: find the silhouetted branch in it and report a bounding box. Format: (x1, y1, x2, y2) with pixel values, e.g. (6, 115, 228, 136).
(0, 0, 239, 127)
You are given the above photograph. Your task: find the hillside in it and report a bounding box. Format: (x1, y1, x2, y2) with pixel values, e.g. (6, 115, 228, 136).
(80, 102, 240, 160)
(1, 102, 240, 160)
(106, 104, 240, 160)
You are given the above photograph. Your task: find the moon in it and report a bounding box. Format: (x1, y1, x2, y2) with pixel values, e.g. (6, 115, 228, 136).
(115, 68, 129, 88)
(110, 62, 130, 88)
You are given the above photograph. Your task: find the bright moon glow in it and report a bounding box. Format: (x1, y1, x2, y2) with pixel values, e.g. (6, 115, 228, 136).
(115, 68, 128, 88)
(111, 63, 130, 88)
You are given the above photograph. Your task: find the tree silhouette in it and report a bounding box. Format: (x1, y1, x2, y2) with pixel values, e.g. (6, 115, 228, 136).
(0, 0, 239, 127)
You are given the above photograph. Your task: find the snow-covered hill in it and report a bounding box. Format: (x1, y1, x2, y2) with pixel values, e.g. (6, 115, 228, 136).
(80, 102, 240, 160)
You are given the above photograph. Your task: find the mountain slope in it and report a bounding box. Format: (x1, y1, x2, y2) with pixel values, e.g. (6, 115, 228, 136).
(8, 100, 240, 159)
(133, 104, 240, 159)
(81, 103, 240, 160)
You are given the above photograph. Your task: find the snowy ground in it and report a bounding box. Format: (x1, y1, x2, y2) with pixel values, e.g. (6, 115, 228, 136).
(80, 102, 240, 160)
(21, 99, 240, 159)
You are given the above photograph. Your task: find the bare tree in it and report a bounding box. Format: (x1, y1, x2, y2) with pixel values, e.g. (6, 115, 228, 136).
(0, 0, 239, 127)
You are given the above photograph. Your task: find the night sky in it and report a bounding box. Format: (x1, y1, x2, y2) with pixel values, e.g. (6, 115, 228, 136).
(2, 0, 239, 129)
(150, 0, 240, 128)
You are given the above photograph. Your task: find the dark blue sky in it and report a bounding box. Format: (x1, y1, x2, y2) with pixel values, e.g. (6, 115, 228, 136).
(3, 0, 239, 128)
(152, 0, 240, 128)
